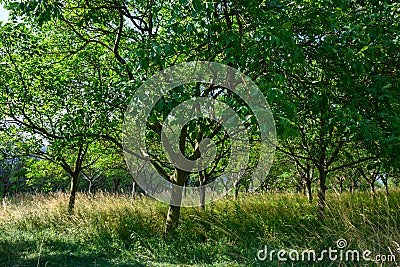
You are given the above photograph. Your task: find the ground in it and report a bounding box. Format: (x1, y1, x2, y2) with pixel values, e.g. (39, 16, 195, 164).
(1, 191, 399, 266)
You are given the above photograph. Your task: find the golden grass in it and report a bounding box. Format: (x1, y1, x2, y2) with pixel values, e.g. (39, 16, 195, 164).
(1, 190, 399, 266)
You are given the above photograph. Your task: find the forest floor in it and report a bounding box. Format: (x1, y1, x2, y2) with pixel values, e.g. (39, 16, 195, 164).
(1, 190, 399, 266)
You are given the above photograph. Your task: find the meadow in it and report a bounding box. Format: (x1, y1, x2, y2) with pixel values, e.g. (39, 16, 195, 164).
(1, 191, 399, 266)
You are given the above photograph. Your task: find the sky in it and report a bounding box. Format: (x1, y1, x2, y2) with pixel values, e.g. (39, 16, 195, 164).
(0, 5, 9, 22)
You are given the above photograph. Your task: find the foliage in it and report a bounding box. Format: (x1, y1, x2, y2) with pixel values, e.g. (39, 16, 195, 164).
(0, 0, 399, 241)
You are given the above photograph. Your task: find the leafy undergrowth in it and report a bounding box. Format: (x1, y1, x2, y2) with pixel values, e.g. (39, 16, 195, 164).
(0, 190, 399, 266)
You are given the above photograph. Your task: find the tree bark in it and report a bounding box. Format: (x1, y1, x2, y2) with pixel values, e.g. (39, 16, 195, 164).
(306, 179, 313, 203)
(234, 183, 240, 201)
(165, 186, 183, 234)
(317, 170, 327, 220)
(164, 169, 188, 234)
(199, 172, 207, 210)
(199, 185, 205, 211)
(131, 181, 136, 199)
(68, 173, 79, 214)
(350, 178, 357, 193)
(88, 179, 92, 194)
(384, 182, 389, 196)
(382, 174, 389, 196)
(370, 181, 376, 199)
(113, 178, 121, 194)
(339, 178, 344, 194)
(165, 203, 181, 234)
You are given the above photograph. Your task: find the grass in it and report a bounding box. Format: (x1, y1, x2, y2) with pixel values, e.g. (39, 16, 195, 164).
(1, 190, 399, 266)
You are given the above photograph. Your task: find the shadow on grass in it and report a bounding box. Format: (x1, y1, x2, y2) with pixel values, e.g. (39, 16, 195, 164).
(0, 237, 146, 267)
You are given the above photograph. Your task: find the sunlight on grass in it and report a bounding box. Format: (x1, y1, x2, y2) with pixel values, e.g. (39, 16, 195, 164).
(1, 191, 399, 266)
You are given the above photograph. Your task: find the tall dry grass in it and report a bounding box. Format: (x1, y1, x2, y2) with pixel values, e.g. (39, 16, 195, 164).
(1, 190, 399, 266)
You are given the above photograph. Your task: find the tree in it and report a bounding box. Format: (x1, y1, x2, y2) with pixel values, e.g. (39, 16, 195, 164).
(261, 0, 399, 218)
(0, 21, 122, 212)
(357, 160, 381, 200)
(14, 0, 276, 233)
(2, 0, 398, 228)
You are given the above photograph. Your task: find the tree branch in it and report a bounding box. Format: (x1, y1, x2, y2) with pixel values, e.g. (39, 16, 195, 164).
(329, 156, 376, 173)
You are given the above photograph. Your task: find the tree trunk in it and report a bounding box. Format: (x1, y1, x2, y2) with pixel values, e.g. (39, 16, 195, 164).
(306, 179, 312, 203)
(165, 203, 181, 234)
(339, 178, 344, 194)
(370, 181, 376, 199)
(199, 185, 205, 210)
(165, 186, 183, 234)
(113, 178, 121, 194)
(131, 181, 136, 199)
(68, 173, 79, 214)
(384, 182, 389, 196)
(164, 169, 188, 234)
(382, 174, 389, 196)
(198, 172, 206, 210)
(88, 179, 92, 194)
(350, 179, 356, 193)
(234, 183, 240, 201)
(317, 170, 327, 220)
